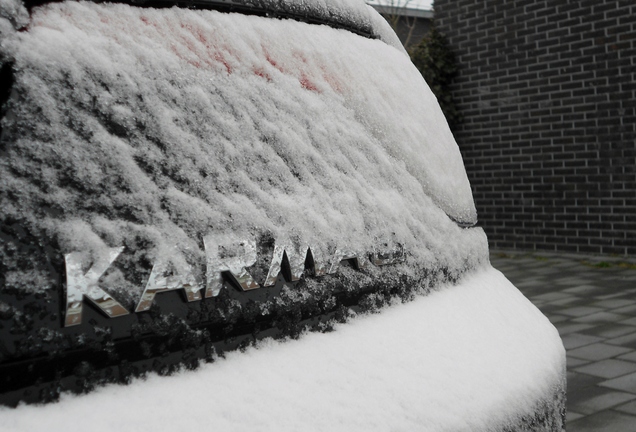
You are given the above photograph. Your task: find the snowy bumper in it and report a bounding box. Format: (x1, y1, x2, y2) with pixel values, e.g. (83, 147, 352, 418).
(0, 0, 565, 428)
(1, 267, 566, 431)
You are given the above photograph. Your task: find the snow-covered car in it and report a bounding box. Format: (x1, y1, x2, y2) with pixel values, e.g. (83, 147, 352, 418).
(0, 0, 565, 430)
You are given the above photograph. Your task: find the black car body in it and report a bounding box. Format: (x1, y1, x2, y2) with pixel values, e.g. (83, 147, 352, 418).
(0, 0, 565, 430)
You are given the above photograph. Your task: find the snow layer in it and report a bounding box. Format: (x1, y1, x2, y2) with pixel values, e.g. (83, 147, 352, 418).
(0, 267, 566, 432)
(0, 0, 27, 30)
(229, 0, 407, 52)
(1, 1, 478, 294)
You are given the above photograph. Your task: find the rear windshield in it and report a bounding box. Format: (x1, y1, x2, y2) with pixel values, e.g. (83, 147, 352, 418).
(0, 1, 479, 293)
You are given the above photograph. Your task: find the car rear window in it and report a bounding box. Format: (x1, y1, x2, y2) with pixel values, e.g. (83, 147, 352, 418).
(1, 1, 481, 297)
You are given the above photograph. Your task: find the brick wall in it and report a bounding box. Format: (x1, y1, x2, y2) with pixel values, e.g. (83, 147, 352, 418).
(435, 0, 636, 256)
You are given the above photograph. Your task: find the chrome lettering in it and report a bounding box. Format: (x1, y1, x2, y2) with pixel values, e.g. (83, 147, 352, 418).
(62, 236, 405, 325)
(263, 243, 329, 287)
(64, 247, 129, 327)
(370, 244, 405, 266)
(328, 249, 368, 274)
(135, 260, 202, 312)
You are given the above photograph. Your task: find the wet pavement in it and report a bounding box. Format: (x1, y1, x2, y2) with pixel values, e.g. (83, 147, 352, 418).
(490, 250, 636, 432)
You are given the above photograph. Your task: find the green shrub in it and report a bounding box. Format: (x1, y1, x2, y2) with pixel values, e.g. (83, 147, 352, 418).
(410, 23, 462, 131)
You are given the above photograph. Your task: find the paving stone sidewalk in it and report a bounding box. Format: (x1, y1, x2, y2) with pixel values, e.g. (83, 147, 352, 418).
(490, 250, 636, 432)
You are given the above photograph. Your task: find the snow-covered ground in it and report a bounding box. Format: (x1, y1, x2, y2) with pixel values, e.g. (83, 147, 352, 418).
(1, 267, 565, 432)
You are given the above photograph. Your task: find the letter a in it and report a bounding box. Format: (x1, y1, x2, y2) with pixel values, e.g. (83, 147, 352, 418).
(135, 259, 203, 312)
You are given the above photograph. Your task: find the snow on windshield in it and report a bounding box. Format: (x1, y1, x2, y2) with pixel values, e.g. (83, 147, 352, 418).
(0, 1, 480, 295)
(228, 0, 407, 52)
